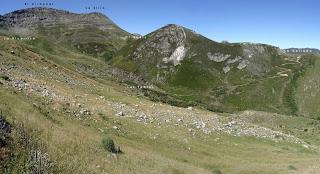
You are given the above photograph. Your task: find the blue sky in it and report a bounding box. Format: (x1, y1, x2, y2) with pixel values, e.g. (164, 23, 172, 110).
(0, 0, 319, 48)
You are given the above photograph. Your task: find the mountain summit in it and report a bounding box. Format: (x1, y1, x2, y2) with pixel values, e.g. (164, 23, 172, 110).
(0, 7, 124, 35)
(0, 7, 133, 60)
(111, 23, 308, 113)
(113, 23, 281, 81)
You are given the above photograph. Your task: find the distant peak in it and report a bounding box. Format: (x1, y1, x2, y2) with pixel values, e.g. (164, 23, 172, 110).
(2, 7, 116, 25)
(3, 7, 109, 18)
(166, 24, 180, 27)
(4, 7, 70, 16)
(160, 24, 200, 36)
(0, 7, 126, 34)
(162, 24, 185, 29)
(282, 48, 320, 54)
(86, 12, 107, 17)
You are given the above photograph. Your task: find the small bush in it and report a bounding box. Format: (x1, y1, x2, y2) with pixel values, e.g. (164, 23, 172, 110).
(99, 113, 109, 121)
(0, 75, 10, 81)
(212, 170, 222, 174)
(288, 165, 297, 170)
(102, 137, 117, 153)
(212, 168, 222, 174)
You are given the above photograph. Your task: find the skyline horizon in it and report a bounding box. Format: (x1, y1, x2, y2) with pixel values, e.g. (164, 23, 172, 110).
(0, 0, 319, 49)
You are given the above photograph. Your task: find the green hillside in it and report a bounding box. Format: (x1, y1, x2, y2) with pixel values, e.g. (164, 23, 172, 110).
(1, 7, 320, 174)
(1, 37, 320, 174)
(295, 54, 320, 118)
(112, 24, 320, 115)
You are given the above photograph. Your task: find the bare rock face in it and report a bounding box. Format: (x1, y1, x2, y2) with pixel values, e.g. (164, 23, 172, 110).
(240, 43, 280, 75)
(136, 24, 187, 56)
(227, 56, 242, 64)
(131, 33, 142, 39)
(207, 52, 231, 62)
(129, 24, 192, 82)
(112, 22, 283, 99)
(237, 59, 250, 70)
(222, 65, 231, 73)
(149, 24, 186, 48)
(163, 45, 188, 66)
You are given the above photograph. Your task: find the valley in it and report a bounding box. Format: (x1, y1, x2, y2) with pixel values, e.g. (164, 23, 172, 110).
(0, 7, 320, 174)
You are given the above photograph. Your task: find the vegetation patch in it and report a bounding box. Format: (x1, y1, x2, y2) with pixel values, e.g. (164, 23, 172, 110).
(287, 165, 297, 171)
(102, 137, 120, 153)
(284, 56, 316, 115)
(0, 75, 10, 81)
(142, 88, 198, 108)
(212, 168, 222, 174)
(0, 115, 54, 174)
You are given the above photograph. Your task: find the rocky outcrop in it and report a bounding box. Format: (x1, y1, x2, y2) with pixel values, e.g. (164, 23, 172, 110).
(163, 45, 188, 66)
(135, 24, 187, 56)
(237, 59, 250, 70)
(222, 65, 231, 73)
(122, 24, 192, 83)
(207, 52, 231, 62)
(0, 117, 11, 137)
(227, 56, 242, 64)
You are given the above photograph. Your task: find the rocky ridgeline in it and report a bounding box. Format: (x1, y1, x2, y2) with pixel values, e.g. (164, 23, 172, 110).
(208, 43, 281, 75)
(207, 52, 250, 73)
(240, 43, 281, 75)
(133, 24, 189, 67)
(119, 22, 284, 92)
(0, 7, 121, 35)
(138, 24, 187, 56)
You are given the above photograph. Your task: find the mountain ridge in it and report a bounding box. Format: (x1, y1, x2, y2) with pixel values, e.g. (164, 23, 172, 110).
(111, 21, 299, 114)
(0, 7, 135, 61)
(0, 7, 128, 35)
(282, 48, 320, 54)
(2, 7, 318, 51)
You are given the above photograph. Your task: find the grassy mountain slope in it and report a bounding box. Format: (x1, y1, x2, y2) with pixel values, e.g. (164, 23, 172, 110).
(1, 37, 320, 174)
(295, 54, 320, 118)
(112, 24, 317, 115)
